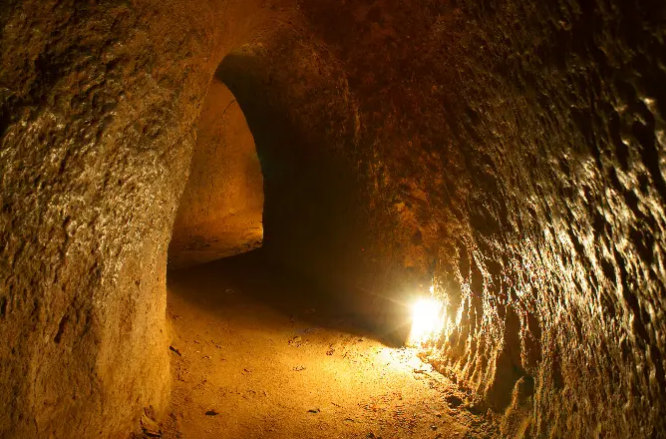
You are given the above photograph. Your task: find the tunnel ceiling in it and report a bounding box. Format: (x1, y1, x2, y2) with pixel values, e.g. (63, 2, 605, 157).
(1, 0, 665, 438)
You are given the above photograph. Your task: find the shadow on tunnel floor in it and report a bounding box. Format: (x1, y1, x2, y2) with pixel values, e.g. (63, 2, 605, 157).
(167, 250, 410, 347)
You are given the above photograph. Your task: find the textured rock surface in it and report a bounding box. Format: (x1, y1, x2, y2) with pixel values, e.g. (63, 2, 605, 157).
(1, 0, 665, 438)
(0, 0, 278, 437)
(169, 79, 263, 269)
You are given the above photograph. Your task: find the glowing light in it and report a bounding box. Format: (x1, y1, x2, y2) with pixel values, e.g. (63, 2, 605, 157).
(408, 296, 445, 346)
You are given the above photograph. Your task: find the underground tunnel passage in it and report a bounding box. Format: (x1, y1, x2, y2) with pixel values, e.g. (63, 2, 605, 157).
(163, 56, 478, 437)
(1, 1, 666, 438)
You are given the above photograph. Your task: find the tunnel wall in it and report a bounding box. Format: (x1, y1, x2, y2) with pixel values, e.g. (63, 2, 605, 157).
(0, 0, 275, 437)
(219, 1, 666, 437)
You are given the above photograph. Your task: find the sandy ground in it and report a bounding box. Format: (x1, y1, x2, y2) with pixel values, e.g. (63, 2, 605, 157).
(158, 255, 497, 439)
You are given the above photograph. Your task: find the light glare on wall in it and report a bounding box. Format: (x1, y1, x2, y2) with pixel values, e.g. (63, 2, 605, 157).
(408, 296, 445, 346)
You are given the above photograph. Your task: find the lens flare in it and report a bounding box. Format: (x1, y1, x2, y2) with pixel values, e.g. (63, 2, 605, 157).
(408, 297, 445, 346)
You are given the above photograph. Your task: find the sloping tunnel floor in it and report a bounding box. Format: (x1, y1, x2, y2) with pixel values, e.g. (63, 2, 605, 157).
(160, 253, 498, 438)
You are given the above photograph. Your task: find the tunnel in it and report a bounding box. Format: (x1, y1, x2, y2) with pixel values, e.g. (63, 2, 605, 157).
(1, 1, 665, 438)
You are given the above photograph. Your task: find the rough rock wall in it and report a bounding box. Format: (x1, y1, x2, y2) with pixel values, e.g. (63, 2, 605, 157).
(220, 0, 666, 437)
(169, 79, 263, 269)
(0, 0, 277, 437)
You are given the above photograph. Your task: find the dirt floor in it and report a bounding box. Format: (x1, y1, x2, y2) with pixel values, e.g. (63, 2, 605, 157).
(158, 254, 497, 439)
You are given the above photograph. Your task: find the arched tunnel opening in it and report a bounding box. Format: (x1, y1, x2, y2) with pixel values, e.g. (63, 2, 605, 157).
(168, 74, 264, 271)
(1, 1, 666, 438)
